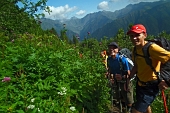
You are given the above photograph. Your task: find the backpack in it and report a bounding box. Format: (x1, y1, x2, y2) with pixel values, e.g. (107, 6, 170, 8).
(119, 48, 134, 69)
(134, 37, 170, 86)
(118, 48, 136, 81)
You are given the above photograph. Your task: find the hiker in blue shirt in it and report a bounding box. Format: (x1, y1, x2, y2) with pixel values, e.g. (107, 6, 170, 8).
(107, 42, 134, 112)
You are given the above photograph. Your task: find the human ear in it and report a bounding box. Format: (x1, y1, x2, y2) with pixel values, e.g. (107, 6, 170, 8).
(144, 32, 147, 37)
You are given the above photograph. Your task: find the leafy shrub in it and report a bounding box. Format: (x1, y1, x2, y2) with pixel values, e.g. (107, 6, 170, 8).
(0, 34, 110, 113)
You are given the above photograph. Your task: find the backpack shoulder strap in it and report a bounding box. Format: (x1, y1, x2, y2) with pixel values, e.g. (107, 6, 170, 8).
(134, 42, 158, 75)
(118, 54, 123, 71)
(142, 42, 153, 69)
(118, 55, 129, 75)
(142, 42, 160, 76)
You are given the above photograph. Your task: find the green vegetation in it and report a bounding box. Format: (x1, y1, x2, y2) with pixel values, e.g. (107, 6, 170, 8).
(0, 0, 170, 113)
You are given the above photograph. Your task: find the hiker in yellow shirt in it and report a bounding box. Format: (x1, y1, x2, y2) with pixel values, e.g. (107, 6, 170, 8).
(127, 24, 170, 113)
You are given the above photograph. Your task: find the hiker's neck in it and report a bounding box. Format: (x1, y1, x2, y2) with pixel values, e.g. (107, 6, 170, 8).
(135, 41, 147, 49)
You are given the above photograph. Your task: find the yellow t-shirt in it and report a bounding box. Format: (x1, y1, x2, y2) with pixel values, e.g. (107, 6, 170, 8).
(132, 42, 170, 82)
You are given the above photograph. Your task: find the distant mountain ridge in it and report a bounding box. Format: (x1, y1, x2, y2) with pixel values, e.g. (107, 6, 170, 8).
(40, 0, 170, 39)
(91, 1, 170, 39)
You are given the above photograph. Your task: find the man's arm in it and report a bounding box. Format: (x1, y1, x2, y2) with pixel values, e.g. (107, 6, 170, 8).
(129, 64, 137, 79)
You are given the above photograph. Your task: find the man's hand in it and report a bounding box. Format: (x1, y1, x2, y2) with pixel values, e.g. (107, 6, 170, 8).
(124, 77, 130, 91)
(110, 79, 114, 84)
(158, 80, 169, 90)
(115, 74, 122, 81)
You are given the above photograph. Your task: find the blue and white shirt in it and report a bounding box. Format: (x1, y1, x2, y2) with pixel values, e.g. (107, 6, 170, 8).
(107, 54, 130, 76)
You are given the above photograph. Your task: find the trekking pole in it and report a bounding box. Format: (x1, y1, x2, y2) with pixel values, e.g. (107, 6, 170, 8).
(108, 74, 114, 113)
(111, 87, 113, 113)
(161, 90, 168, 113)
(157, 75, 168, 113)
(110, 80, 114, 113)
(125, 75, 128, 112)
(118, 81, 123, 113)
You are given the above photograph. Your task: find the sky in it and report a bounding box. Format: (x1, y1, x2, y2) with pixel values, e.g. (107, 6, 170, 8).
(40, 0, 160, 20)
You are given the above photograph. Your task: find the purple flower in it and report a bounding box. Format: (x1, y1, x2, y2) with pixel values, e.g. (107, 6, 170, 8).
(87, 32, 90, 35)
(2, 77, 11, 82)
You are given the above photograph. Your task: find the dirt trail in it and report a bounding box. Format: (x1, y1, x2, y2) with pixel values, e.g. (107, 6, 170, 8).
(107, 98, 129, 113)
(108, 106, 120, 113)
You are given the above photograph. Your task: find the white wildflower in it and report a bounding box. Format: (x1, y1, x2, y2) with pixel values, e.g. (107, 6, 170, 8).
(31, 98, 35, 102)
(70, 106, 76, 111)
(57, 92, 62, 95)
(57, 87, 67, 95)
(61, 87, 67, 92)
(57, 92, 66, 95)
(27, 105, 35, 109)
(37, 108, 40, 112)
